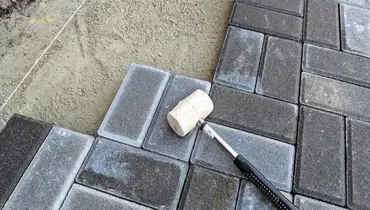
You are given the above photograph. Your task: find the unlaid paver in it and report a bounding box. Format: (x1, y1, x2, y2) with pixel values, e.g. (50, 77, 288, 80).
(300, 72, 370, 121)
(341, 5, 370, 58)
(178, 166, 239, 210)
(293, 106, 345, 206)
(213, 26, 263, 92)
(346, 118, 370, 209)
(256, 36, 302, 103)
(98, 64, 170, 147)
(2, 127, 94, 210)
(0, 114, 52, 208)
(305, 0, 340, 49)
(77, 138, 188, 210)
(236, 0, 304, 16)
(294, 195, 348, 210)
(143, 74, 211, 161)
(209, 84, 298, 144)
(61, 184, 152, 210)
(230, 3, 303, 41)
(191, 122, 295, 191)
(302, 44, 370, 88)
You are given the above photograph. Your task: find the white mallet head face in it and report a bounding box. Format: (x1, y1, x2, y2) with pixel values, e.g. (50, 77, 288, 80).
(167, 90, 214, 137)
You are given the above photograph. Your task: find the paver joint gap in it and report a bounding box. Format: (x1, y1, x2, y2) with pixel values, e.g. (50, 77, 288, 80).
(254, 35, 268, 93)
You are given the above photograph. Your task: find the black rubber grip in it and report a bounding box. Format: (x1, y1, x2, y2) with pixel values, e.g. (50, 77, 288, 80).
(234, 155, 298, 210)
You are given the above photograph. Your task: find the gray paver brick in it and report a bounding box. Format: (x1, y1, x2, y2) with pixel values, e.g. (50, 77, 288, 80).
(302, 44, 370, 88)
(213, 26, 264, 92)
(77, 137, 188, 210)
(293, 106, 345, 206)
(300, 72, 370, 121)
(61, 184, 152, 210)
(294, 195, 348, 210)
(0, 114, 52, 208)
(236, 0, 304, 16)
(142, 74, 211, 161)
(236, 180, 292, 210)
(178, 166, 239, 210)
(305, 0, 340, 49)
(3, 127, 94, 210)
(191, 122, 295, 191)
(230, 3, 303, 41)
(256, 36, 302, 103)
(209, 84, 298, 144)
(341, 5, 370, 58)
(346, 118, 370, 209)
(98, 64, 170, 147)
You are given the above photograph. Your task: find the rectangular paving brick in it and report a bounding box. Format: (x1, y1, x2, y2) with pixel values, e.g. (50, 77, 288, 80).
(302, 44, 370, 88)
(98, 64, 170, 147)
(209, 84, 298, 144)
(300, 72, 370, 121)
(230, 3, 303, 41)
(256, 36, 302, 103)
(61, 184, 152, 210)
(294, 195, 348, 210)
(346, 118, 370, 209)
(142, 74, 211, 161)
(3, 127, 94, 210)
(293, 106, 345, 206)
(237, 0, 304, 16)
(305, 0, 340, 49)
(178, 166, 239, 210)
(0, 114, 52, 208)
(77, 137, 188, 210)
(191, 122, 295, 191)
(213, 26, 264, 92)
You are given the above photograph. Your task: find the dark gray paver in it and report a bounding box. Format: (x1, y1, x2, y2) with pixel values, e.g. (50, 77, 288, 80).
(61, 184, 152, 210)
(213, 26, 264, 92)
(236, 180, 292, 210)
(0, 114, 52, 208)
(143, 74, 211, 161)
(178, 166, 239, 210)
(3, 127, 94, 210)
(256, 36, 302, 103)
(305, 0, 340, 49)
(236, 0, 304, 16)
(98, 64, 170, 147)
(294, 106, 345, 206)
(77, 137, 188, 210)
(294, 195, 348, 210)
(191, 122, 295, 191)
(209, 84, 298, 144)
(302, 44, 370, 88)
(300, 72, 370, 121)
(346, 118, 370, 209)
(230, 3, 303, 41)
(341, 5, 370, 58)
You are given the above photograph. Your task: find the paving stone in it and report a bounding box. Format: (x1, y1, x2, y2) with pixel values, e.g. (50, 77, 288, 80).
(2, 127, 94, 210)
(230, 3, 303, 41)
(191, 122, 295, 191)
(293, 106, 345, 206)
(346, 118, 370, 209)
(98, 64, 170, 147)
(294, 195, 348, 210)
(61, 184, 152, 210)
(305, 0, 340, 49)
(256, 36, 302, 103)
(236, 0, 304, 16)
(341, 5, 370, 58)
(236, 180, 292, 210)
(142, 74, 211, 161)
(213, 26, 263, 92)
(77, 137, 188, 210)
(302, 44, 370, 88)
(208, 84, 298, 144)
(300, 72, 370, 121)
(0, 114, 52, 208)
(178, 166, 239, 210)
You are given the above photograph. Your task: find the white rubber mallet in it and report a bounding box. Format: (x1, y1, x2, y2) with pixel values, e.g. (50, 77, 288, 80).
(167, 90, 298, 210)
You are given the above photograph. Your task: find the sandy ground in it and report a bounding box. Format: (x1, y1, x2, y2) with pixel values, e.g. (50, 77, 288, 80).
(0, 0, 234, 134)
